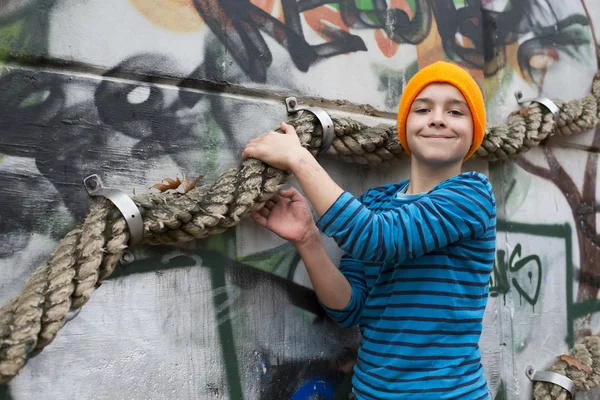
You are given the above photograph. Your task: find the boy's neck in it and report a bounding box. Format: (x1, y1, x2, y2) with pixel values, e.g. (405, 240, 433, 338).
(406, 158, 462, 194)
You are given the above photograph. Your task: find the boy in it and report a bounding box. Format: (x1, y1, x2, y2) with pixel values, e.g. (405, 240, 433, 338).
(242, 61, 495, 399)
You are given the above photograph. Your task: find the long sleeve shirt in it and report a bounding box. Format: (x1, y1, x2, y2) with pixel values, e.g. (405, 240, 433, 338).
(317, 171, 496, 400)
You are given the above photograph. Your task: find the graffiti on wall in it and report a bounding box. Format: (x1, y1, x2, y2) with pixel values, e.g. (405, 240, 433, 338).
(490, 242, 543, 309)
(127, 0, 593, 85)
(0, 0, 593, 87)
(516, 129, 600, 343)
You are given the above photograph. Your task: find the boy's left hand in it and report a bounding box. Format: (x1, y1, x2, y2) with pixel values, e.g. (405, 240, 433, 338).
(252, 187, 318, 246)
(242, 122, 306, 170)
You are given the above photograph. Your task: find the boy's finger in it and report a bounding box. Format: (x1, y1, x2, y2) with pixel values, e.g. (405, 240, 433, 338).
(280, 187, 305, 203)
(257, 207, 270, 218)
(270, 195, 281, 203)
(278, 187, 298, 198)
(287, 189, 306, 203)
(252, 211, 267, 226)
(242, 144, 261, 160)
(280, 122, 297, 136)
(241, 144, 255, 160)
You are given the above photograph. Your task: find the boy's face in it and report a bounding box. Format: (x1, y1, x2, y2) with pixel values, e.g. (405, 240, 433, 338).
(405, 83, 473, 165)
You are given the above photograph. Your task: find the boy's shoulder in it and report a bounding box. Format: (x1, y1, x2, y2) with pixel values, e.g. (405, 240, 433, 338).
(433, 171, 494, 196)
(361, 180, 409, 203)
(358, 172, 494, 206)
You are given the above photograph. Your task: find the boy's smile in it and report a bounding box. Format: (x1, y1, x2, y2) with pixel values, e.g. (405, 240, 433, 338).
(405, 83, 474, 166)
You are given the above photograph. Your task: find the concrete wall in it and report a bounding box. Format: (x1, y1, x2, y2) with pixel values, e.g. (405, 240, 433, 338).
(0, 0, 599, 399)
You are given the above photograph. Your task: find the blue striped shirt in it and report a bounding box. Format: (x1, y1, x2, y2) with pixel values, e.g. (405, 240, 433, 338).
(316, 172, 496, 400)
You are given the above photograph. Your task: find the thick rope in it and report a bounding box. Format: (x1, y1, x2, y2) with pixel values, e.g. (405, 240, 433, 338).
(477, 75, 600, 161)
(1, 72, 599, 384)
(533, 335, 600, 400)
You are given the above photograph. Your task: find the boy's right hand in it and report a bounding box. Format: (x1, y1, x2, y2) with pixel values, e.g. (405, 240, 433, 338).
(252, 187, 319, 247)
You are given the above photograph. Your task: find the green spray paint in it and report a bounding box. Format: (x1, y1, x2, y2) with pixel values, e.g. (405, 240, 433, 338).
(0, 2, 54, 63)
(238, 242, 299, 276)
(326, 0, 417, 26)
(0, 19, 25, 61)
(493, 380, 507, 400)
(204, 229, 244, 400)
(198, 108, 225, 182)
(490, 244, 542, 309)
(496, 220, 577, 347)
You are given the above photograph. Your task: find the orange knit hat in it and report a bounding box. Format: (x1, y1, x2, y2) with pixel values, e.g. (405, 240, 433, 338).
(397, 61, 486, 160)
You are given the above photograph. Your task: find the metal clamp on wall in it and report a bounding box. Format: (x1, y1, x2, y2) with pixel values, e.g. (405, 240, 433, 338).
(83, 174, 144, 246)
(515, 91, 560, 119)
(526, 365, 575, 397)
(285, 96, 334, 153)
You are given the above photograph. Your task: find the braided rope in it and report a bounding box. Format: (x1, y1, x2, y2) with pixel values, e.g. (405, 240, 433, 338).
(533, 335, 600, 400)
(1, 73, 599, 384)
(477, 73, 600, 161)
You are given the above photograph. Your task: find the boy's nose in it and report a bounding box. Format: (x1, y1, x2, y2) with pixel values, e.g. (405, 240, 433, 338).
(428, 117, 447, 128)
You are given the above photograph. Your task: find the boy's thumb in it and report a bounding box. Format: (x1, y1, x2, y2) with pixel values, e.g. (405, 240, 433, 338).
(281, 122, 297, 136)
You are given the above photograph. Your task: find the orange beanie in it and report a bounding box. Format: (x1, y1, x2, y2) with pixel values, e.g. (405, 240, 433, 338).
(397, 61, 486, 160)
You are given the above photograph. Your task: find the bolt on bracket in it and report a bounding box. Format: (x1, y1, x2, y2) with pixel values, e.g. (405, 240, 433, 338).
(285, 96, 334, 153)
(83, 174, 144, 246)
(526, 365, 575, 397)
(515, 91, 560, 119)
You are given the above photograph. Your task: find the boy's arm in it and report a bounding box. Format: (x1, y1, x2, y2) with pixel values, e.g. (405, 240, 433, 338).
(319, 253, 369, 328)
(294, 227, 353, 311)
(296, 207, 370, 328)
(289, 148, 345, 216)
(311, 169, 496, 265)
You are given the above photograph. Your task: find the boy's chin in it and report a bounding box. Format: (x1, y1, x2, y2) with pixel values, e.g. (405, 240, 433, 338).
(412, 151, 466, 165)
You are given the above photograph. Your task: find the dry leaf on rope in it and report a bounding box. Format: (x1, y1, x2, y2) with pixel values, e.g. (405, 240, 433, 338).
(510, 107, 531, 118)
(181, 173, 204, 193)
(559, 355, 593, 374)
(151, 177, 182, 192)
(519, 107, 532, 117)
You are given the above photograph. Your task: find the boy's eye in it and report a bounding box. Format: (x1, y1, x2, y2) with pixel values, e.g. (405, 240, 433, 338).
(449, 110, 464, 116)
(415, 108, 429, 113)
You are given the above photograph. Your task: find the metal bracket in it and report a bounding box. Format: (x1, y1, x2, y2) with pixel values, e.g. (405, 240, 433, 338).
(83, 174, 144, 246)
(285, 96, 334, 153)
(515, 91, 560, 118)
(526, 365, 575, 397)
